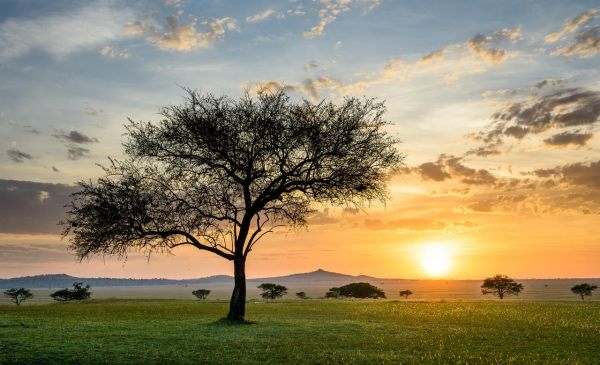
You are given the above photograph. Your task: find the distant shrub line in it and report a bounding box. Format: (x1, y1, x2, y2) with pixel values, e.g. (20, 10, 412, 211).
(3, 277, 598, 306)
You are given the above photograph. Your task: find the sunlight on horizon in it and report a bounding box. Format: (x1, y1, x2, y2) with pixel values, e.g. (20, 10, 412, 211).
(418, 242, 455, 277)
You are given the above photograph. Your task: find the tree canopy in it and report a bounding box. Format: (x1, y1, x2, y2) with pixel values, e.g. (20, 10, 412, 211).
(326, 282, 386, 299)
(258, 283, 288, 300)
(481, 275, 523, 300)
(50, 282, 91, 302)
(62, 89, 403, 321)
(192, 289, 211, 300)
(571, 283, 597, 300)
(3, 288, 33, 306)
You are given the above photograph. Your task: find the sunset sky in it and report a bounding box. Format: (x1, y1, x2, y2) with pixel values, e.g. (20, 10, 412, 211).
(1, 0, 599, 280)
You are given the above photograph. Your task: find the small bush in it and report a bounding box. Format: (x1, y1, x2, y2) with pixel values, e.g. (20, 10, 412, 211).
(399, 289, 413, 299)
(296, 291, 309, 299)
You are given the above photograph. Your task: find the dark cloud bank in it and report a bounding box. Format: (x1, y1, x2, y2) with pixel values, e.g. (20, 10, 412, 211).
(0, 180, 78, 234)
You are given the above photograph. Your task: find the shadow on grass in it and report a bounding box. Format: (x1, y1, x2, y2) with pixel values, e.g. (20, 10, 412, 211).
(211, 318, 258, 326)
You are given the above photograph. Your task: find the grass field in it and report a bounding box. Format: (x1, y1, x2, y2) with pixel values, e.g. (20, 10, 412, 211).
(1, 300, 599, 364)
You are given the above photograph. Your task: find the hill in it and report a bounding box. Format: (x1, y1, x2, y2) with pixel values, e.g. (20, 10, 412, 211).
(0, 269, 378, 289)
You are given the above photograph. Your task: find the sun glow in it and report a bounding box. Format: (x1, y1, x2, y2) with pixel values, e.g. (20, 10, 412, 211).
(418, 242, 453, 277)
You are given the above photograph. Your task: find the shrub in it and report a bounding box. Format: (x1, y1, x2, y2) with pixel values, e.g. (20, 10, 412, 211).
(296, 291, 309, 299)
(399, 289, 413, 299)
(50, 282, 91, 302)
(326, 282, 386, 299)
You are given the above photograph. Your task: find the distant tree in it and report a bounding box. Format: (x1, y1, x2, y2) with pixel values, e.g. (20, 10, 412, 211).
(3, 288, 33, 306)
(258, 283, 287, 300)
(571, 283, 597, 300)
(192, 289, 211, 300)
(325, 287, 342, 298)
(296, 291, 309, 299)
(61, 89, 404, 322)
(326, 282, 386, 299)
(50, 282, 91, 302)
(399, 289, 413, 299)
(481, 275, 523, 300)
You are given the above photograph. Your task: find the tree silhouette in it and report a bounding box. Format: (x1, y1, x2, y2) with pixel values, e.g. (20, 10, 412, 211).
(296, 291, 309, 299)
(481, 275, 523, 300)
(326, 282, 386, 299)
(192, 289, 211, 300)
(50, 282, 91, 302)
(62, 89, 403, 322)
(399, 289, 413, 299)
(258, 283, 287, 300)
(571, 283, 597, 300)
(3, 288, 33, 306)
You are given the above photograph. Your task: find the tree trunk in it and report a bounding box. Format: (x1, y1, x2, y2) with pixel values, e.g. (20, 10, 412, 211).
(226, 257, 246, 322)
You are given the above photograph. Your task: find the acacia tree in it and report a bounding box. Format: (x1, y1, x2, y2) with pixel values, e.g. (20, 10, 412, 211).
(192, 289, 211, 300)
(481, 275, 523, 300)
(3, 288, 33, 306)
(258, 283, 288, 300)
(62, 89, 403, 322)
(571, 283, 597, 300)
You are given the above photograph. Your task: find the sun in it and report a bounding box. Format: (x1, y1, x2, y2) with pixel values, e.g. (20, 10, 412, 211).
(418, 242, 453, 277)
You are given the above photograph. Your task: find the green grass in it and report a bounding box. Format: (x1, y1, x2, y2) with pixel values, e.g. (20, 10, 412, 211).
(1, 300, 599, 364)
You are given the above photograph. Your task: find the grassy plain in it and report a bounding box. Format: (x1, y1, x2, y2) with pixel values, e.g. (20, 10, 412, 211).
(1, 300, 599, 364)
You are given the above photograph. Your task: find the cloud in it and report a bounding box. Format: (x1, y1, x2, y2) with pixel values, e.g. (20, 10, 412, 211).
(0, 2, 133, 62)
(403, 155, 497, 186)
(148, 15, 237, 51)
(303, 0, 353, 39)
(99, 45, 129, 59)
(23, 125, 41, 134)
(6, 148, 32, 163)
(551, 25, 600, 58)
(543, 130, 593, 147)
(417, 49, 445, 64)
(475, 87, 600, 144)
(51, 166, 60, 173)
(83, 106, 103, 116)
(247, 26, 520, 100)
(52, 130, 98, 160)
(66, 147, 91, 160)
(0, 180, 78, 234)
(246, 9, 275, 23)
(53, 130, 99, 144)
(532, 160, 600, 189)
(545, 9, 598, 43)
(465, 28, 520, 65)
(245, 77, 343, 101)
(124, 20, 155, 36)
(364, 218, 476, 232)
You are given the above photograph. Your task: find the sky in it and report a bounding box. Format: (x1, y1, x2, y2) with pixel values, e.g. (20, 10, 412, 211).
(1, 0, 599, 280)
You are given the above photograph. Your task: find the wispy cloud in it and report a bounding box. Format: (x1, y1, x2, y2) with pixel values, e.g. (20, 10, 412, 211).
(544, 8, 598, 43)
(6, 148, 33, 163)
(52, 130, 99, 160)
(0, 2, 133, 62)
(99, 45, 129, 59)
(130, 15, 237, 52)
(246, 9, 275, 23)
